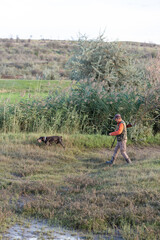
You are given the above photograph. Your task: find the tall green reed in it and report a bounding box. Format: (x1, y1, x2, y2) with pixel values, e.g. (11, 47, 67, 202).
(0, 79, 155, 139)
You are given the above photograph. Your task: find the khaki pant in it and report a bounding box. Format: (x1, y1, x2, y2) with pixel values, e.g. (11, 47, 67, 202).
(112, 140, 131, 163)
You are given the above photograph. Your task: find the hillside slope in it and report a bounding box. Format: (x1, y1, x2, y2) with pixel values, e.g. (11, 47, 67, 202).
(0, 38, 159, 80)
(0, 38, 76, 80)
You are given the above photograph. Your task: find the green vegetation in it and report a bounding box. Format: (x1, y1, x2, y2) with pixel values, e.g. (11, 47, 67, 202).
(0, 35, 159, 136)
(0, 36, 160, 239)
(0, 133, 160, 239)
(0, 79, 71, 103)
(68, 35, 142, 88)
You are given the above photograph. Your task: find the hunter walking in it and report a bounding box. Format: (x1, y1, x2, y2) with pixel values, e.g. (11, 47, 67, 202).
(106, 114, 132, 165)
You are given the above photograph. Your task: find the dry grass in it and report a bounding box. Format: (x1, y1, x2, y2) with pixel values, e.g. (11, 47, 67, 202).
(0, 38, 159, 80)
(0, 38, 77, 80)
(0, 133, 160, 239)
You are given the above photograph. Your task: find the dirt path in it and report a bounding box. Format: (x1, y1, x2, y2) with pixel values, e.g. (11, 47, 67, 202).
(98, 145, 160, 161)
(79, 145, 160, 170)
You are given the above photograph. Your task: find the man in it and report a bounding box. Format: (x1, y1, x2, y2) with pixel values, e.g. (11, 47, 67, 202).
(106, 114, 132, 165)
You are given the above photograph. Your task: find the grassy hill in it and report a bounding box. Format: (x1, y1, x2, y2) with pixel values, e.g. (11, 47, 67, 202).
(0, 38, 77, 80)
(0, 38, 159, 80)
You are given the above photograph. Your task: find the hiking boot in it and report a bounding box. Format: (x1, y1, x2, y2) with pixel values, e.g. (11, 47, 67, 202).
(106, 157, 115, 165)
(126, 158, 132, 164)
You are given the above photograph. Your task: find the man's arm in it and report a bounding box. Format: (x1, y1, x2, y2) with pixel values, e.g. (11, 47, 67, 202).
(109, 123, 124, 136)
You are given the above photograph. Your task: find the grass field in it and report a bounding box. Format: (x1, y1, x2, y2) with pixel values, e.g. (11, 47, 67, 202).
(0, 79, 71, 103)
(0, 79, 160, 239)
(0, 133, 160, 239)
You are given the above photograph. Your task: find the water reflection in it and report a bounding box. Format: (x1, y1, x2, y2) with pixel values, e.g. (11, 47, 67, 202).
(3, 219, 123, 240)
(3, 220, 81, 240)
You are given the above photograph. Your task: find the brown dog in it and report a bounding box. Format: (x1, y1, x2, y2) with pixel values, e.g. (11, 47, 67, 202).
(37, 136, 65, 148)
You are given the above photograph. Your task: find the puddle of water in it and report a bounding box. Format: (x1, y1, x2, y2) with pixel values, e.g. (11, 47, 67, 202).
(2, 220, 81, 240)
(2, 219, 123, 240)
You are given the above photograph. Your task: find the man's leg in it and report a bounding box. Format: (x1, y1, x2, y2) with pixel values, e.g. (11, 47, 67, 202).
(120, 140, 132, 163)
(106, 142, 120, 164)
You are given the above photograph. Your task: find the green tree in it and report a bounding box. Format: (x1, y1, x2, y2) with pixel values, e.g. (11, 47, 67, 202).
(68, 34, 144, 90)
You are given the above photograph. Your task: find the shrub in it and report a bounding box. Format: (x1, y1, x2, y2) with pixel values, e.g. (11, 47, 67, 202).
(68, 34, 146, 91)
